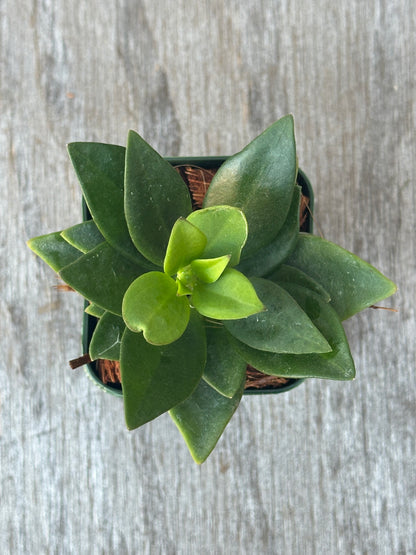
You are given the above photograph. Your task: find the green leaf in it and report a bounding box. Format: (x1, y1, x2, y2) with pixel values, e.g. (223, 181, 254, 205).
(203, 115, 297, 257)
(286, 233, 397, 320)
(163, 218, 207, 276)
(59, 242, 146, 315)
(176, 279, 191, 297)
(192, 268, 265, 320)
(268, 264, 331, 303)
(187, 206, 248, 266)
(120, 311, 206, 429)
(236, 185, 301, 277)
(67, 142, 153, 267)
(27, 231, 81, 272)
(61, 221, 104, 253)
(124, 130, 192, 266)
(203, 325, 247, 398)
(89, 311, 125, 360)
(85, 303, 106, 317)
(122, 271, 190, 345)
(170, 378, 244, 464)
(231, 285, 355, 380)
(225, 277, 331, 354)
(191, 255, 231, 283)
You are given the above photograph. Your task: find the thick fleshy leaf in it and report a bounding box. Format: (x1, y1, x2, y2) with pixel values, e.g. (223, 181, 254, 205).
(163, 218, 207, 276)
(203, 116, 297, 257)
(203, 325, 247, 398)
(192, 268, 265, 320)
(170, 377, 244, 464)
(61, 221, 104, 253)
(286, 233, 397, 320)
(89, 311, 125, 361)
(225, 277, 331, 353)
(176, 279, 191, 296)
(59, 242, 146, 315)
(85, 303, 106, 318)
(187, 206, 248, 266)
(268, 264, 331, 303)
(120, 311, 206, 429)
(122, 271, 190, 345)
(27, 232, 81, 272)
(231, 285, 355, 380)
(67, 142, 152, 267)
(191, 255, 231, 284)
(124, 130, 192, 266)
(236, 185, 301, 277)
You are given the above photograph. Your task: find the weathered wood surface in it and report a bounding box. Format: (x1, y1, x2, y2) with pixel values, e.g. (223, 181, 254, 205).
(1, 1, 415, 553)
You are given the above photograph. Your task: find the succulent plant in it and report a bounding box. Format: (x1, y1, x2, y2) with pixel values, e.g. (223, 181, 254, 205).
(28, 115, 396, 463)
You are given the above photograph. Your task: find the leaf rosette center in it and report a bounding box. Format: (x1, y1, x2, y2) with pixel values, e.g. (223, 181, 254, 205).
(122, 206, 265, 345)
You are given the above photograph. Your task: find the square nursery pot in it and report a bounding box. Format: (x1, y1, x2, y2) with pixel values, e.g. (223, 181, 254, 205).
(82, 157, 314, 398)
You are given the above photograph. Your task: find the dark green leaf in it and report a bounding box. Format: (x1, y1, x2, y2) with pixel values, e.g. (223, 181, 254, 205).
(225, 277, 331, 353)
(61, 221, 104, 253)
(236, 185, 301, 277)
(286, 234, 397, 320)
(187, 206, 248, 266)
(67, 142, 153, 267)
(268, 264, 331, 303)
(170, 377, 244, 464)
(27, 232, 81, 272)
(203, 325, 247, 398)
(120, 311, 206, 429)
(122, 272, 190, 345)
(192, 268, 265, 320)
(124, 130, 192, 266)
(231, 285, 355, 380)
(59, 242, 146, 315)
(89, 311, 125, 360)
(203, 115, 297, 257)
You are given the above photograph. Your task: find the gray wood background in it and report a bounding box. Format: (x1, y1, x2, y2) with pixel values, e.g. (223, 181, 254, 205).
(1, 1, 415, 553)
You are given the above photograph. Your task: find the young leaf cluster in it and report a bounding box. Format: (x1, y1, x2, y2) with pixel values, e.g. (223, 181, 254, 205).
(27, 115, 396, 463)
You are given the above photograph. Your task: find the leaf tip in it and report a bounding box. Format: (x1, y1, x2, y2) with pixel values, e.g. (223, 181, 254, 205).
(345, 365, 356, 380)
(390, 280, 398, 295)
(66, 142, 79, 157)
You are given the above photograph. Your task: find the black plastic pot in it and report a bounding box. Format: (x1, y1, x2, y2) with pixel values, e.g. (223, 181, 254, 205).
(83, 157, 314, 397)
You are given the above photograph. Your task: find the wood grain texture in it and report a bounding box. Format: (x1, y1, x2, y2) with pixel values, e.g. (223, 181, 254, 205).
(1, 0, 415, 553)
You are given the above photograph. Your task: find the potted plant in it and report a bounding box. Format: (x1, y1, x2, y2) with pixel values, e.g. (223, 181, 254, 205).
(27, 115, 396, 463)
(82, 156, 314, 397)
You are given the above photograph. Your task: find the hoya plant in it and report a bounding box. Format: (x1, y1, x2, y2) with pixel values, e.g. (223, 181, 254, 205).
(28, 115, 396, 463)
